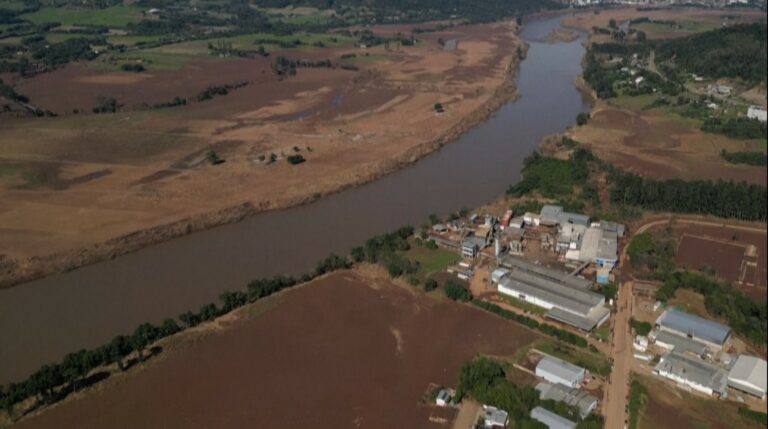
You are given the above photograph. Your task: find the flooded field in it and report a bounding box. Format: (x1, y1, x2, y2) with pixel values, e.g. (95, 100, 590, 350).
(14, 270, 539, 429)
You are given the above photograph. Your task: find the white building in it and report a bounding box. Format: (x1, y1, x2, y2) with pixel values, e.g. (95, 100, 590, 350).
(435, 388, 452, 406)
(530, 406, 577, 429)
(727, 355, 767, 399)
(536, 356, 586, 388)
(747, 105, 767, 122)
(482, 405, 508, 428)
(654, 352, 728, 397)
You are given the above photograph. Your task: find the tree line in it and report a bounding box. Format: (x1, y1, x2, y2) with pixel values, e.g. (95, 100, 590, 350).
(608, 168, 767, 221)
(720, 150, 768, 166)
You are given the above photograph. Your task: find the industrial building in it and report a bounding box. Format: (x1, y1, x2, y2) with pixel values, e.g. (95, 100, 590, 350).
(653, 331, 709, 358)
(653, 352, 728, 397)
(572, 227, 619, 268)
(530, 406, 577, 429)
(536, 356, 586, 388)
(655, 309, 731, 351)
(497, 257, 610, 331)
(462, 235, 487, 258)
(727, 355, 767, 399)
(540, 205, 590, 227)
(535, 382, 598, 418)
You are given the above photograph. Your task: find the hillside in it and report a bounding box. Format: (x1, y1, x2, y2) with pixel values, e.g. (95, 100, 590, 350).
(655, 23, 767, 82)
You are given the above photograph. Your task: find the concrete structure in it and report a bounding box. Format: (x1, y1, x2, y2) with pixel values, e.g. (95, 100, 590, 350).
(634, 335, 648, 352)
(654, 352, 728, 397)
(435, 388, 452, 406)
(530, 406, 577, 429)
(462, 235, 486, 258)
(482, 405, 508, 428)
(535, 382, 598, 418)
(655, 309, 731, 351)
(653, 331, 708, 358)
(536, 356, 586, 388)
(596, 266, 611, 285)
(577, 228, 618, 267)
(747, 105, 767, 122)
(524, 212, 541, 226)
(727, 355, 767, 399)
(432, 223, 447, 232)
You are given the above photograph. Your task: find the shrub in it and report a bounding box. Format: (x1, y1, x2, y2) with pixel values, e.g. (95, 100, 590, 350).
(444, 280, 472, 301)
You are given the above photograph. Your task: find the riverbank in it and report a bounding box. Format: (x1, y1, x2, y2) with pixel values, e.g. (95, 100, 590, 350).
(0, 21, 526, 289)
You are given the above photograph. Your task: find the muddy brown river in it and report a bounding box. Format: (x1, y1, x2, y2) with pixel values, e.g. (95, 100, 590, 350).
(0, 15, 589, 384)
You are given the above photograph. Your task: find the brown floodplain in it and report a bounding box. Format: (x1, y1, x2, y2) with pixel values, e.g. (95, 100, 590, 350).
(14, 270, 540, 429)
(0, 20, 521, 286)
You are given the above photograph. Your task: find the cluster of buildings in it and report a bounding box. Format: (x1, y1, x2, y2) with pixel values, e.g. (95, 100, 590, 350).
(495, 256, 611, 331)
(635, 308, 767, 400)
(531, 355, 600, 428)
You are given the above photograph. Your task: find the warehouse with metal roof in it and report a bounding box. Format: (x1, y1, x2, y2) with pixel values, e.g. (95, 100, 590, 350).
(497, 261, 609, 331)
(655, 309, 731, 351)
(530, 406, 577, 429)
(653, 331, 709, 358)
(536, 356, 586, 388)
(499, 256, 592, 290)
(535, 382, 598, 418)
(654, 352, 728, 397)
(727, 355, 767, 399)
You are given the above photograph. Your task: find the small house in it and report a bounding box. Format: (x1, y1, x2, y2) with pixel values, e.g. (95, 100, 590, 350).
(435, 388, 452, 406)
(482, 405, 509, 428)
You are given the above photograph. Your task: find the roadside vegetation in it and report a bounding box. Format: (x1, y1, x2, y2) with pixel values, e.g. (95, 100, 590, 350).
(627, 377, 648, 429)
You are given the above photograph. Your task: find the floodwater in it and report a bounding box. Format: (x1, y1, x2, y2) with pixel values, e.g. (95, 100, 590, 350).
(0, 15, 589, 384)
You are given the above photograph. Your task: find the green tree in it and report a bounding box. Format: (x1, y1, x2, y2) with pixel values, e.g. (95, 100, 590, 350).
(576, 112, 590, 126)
(444, 280, 472, 301)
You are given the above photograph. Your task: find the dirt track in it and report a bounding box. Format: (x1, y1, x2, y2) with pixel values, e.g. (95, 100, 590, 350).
(0, 21, 524, 288)
(12, 269, 539, 429)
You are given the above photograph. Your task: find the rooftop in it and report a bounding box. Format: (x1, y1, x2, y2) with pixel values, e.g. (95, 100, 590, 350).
(483, 405, 508, 427)
(728, 355, 767, 395)
(655, 352, 728, 394)
(530, 406, 577, 429)
(499, 271, 603, 317)
(535, 382, 598, 418)
(654, 331, 708, 357)
(557, 212, 591, 227)
(546, 305, 610, 331)
(537, 356, 585, 381)
(656, 309, 731, 346)
(500, 256, 592, 290)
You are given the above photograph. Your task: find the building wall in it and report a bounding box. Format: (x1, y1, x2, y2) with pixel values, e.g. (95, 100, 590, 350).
(657, 326, 727, 351)
(655, 369, 715, 396)
(727, 379, 766, 399)
(498, 283, 555, 311)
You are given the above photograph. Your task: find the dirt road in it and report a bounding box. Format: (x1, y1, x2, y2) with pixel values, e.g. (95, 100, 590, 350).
(604, 279, 633, 429)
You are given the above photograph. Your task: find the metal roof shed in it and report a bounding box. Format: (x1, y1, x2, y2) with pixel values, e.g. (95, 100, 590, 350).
(656, 309, 731, 348)
(536, 356, 586, 388)
(530, 406, 577, 429)
(728, 355, 767, 399)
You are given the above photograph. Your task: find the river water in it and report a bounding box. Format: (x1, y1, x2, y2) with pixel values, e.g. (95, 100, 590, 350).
(0, 15, 589, 384)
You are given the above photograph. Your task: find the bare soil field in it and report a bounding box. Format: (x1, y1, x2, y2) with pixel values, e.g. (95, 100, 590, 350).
(677, 235, 748, 284)
(563, 7, 766, 39)
(12, 269, 540, 429)
(568, 101, 768, 185)
(0, 21, 522, 287)
(637, 375, 764, 429)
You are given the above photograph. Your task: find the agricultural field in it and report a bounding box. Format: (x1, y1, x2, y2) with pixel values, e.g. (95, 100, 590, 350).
(635, 375, 765, 429)
(20, 5, 145, 27)
(11, 269, 541, 429)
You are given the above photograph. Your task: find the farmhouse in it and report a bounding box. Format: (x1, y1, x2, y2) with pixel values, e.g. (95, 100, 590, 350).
(727, 355, 767, 399)
(535, 382, 598, 418)
(655, 309, 731, 351)
(482, 405, 509, 428)
(654, 352, 728, 397)
(536, 356, 586, 388)
(530, 406, 577, 429)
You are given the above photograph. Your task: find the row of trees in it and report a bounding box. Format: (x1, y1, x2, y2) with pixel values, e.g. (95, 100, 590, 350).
(656, 272, 767, 347)
(702, 117, 767, 140)
(456, 357, 603, 429)
(0, 249, 353, 418)
(473, 301, 589, 348)
(720, 150, 768, 166)
(608, 169, 767, 221)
